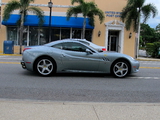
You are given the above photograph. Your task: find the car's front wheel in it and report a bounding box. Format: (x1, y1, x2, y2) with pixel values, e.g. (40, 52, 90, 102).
(35, 57, 55, 76)
(111, 60, 130, 78)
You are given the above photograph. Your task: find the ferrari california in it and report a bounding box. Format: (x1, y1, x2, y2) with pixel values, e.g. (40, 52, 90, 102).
(21, 39, 139, 78)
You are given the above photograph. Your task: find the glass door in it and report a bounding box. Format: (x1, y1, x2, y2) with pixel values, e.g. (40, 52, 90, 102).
(108, 35, 118, 52)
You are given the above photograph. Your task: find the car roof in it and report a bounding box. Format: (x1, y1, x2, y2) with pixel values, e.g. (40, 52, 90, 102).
(44, 38, 105, 49)
(44, 39, 89, 46)
(63, 38, 87, 41)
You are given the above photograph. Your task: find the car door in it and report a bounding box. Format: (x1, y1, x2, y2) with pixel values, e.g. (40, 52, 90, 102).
(61, 42, 100, 71)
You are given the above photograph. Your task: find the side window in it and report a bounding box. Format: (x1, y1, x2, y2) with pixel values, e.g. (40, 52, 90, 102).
(62, 42, 87, 52)
(52, 43, 63, 49)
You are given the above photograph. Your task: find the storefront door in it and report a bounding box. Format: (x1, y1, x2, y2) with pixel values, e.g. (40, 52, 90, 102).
(108, 35, 118, 52)
(105, 20, 125, 54)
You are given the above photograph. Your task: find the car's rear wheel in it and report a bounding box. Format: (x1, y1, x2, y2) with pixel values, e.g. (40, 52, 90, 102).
(111, 60, 130, 78)
(35, 57, 55, 76)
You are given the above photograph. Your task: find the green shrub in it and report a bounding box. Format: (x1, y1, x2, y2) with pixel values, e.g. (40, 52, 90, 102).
(146, 43, 154, 57)
(154, 42, 160, 58)
(146, 42, 160, 58)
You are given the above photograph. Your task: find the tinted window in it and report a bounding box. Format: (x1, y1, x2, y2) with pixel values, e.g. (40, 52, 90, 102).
(52, 43, 63, 49)
(52, 42, 95, 53)
(62, 42, 87, 52)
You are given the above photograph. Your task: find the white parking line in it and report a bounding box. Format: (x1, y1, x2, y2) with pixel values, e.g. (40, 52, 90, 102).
(128, 77, 160, 79)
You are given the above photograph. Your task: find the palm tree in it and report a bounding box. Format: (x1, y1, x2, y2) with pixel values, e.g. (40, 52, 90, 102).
(3, 0, 44, 54)
(66, 0, 105, 39)
(121, 0, 158, 32)
(155, 23, 160, 31)
(120, 0, 158, 58)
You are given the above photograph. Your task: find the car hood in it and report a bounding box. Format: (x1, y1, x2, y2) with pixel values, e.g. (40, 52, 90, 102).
(99, 51, 135, 60)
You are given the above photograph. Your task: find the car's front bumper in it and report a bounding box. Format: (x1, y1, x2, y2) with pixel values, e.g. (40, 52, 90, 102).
(131, 60, 140, 73)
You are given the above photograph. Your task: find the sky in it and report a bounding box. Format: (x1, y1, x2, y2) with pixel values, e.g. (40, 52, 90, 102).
(145, 0, 160, 28)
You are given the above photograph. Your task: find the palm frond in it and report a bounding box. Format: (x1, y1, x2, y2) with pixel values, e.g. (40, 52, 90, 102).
(3, 1, 21, 21)
(67, 0, 104, 38)
(121, 6, 133, 22)
(124, 11, 133, 30)
(16, 9, 28, 26)
(121, 4, 138, 31)
(90, 9, 105, 24)
(20, 0, 34, 7)
(87, 13, 95, 26)
(66, 5, 82, 20)
(120, 0, 157, 32)
(71, 0, 84, 5)
(81, 2, 97, 16)
(27, 6, 45, 26)
(142, 4, 158, 23)
(127, 0, 145, 8)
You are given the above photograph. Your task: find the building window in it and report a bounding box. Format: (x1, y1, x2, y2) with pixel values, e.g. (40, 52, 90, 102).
(29, 27, 39, 46)
(52, 28, 60, 41)
(22, 27, 28, 46)
(61, 28, 70, 39)
(7, 27, 18, 45)
(7, 26, 93, 46)
(85, 30, 92, 41)
(72, 29, 82, 39)
(39, 28, 49, 45)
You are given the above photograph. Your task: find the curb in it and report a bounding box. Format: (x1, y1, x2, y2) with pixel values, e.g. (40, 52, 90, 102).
(1, 98, 160, 106)
(137, 58, 160, 62)
(0, 53, 22, 56)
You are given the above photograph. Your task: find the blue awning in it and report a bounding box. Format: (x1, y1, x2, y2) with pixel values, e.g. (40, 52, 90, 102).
(2, 14, 94, 29)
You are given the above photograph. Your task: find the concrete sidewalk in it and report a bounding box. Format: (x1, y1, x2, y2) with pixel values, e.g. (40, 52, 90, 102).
(1, 99, 160, 120)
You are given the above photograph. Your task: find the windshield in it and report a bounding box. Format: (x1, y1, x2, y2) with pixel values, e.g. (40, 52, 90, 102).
(78, 40, 101, 51)
(78, 41, 90, 45)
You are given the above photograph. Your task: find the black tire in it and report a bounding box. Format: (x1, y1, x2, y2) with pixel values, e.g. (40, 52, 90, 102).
(34, 57, 56, 76)
(111, 60, 130, 78)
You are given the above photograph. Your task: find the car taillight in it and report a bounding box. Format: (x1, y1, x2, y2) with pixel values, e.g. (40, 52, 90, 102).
(23, 48, 31, 52)
(102, 48, 106, 51)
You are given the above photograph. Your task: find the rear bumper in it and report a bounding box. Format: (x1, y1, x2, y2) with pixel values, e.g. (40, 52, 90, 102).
(21, 61, 26, 69)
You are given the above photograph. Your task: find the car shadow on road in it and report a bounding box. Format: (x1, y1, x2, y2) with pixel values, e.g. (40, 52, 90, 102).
(55, 72, 113, 78)
(21, 70, 139, 79)
(21, 70, 114, 78)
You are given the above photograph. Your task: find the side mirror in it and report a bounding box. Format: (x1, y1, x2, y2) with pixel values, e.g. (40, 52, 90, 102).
(86, 49, 93, 55)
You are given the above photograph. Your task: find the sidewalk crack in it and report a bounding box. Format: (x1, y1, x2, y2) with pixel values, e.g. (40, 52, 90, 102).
(92, 105, 100, 120)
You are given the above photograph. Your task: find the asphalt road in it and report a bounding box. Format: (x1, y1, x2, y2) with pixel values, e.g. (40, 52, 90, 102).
(0, 55, 160, 103)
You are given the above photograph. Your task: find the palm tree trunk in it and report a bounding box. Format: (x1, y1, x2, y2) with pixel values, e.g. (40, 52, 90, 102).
(19, 11, 24, 54)
(136, 11, 141, 58)
(82, 16, 86, 39)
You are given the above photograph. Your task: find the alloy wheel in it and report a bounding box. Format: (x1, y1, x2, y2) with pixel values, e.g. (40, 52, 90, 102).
(113, 61, 129, 78)
(37, 58, 54, 76)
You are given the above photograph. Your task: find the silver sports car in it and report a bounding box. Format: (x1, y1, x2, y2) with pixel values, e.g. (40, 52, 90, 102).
(21, 39, 139, 78)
